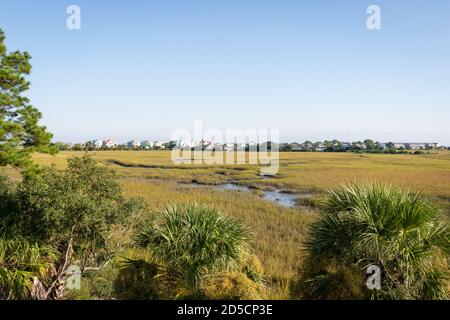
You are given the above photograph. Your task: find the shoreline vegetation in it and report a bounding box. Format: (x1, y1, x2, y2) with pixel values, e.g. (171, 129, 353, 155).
(55, 139, 448, 154)
(25, 150, 450, 197)
(2, 150, 449, 299)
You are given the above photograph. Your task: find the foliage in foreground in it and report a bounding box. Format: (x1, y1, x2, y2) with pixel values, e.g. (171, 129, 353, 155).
(0, 155, 145, 299)
(0, 237, 57, 299)
(131, 204, 266, 298)
(1, 156, 266, 300)
(293, 183, 449, 300)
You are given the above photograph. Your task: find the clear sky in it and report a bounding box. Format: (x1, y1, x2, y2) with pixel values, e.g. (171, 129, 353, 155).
(1, 0, 449, 144)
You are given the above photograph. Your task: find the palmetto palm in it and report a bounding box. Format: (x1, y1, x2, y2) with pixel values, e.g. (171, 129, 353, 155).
(135, 204, 251, 293)
(0, 237, 57, 299)
(306, 183, 449, 299)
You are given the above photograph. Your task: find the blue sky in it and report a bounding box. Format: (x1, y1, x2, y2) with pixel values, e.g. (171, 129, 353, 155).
(1, 0, 449, 144)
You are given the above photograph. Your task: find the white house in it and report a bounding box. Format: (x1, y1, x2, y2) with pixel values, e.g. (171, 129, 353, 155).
(140, 140, 153, 149)
(224, 143, 235, 152)
(102, 139, 116, 148)
(153, 141, 166, 149)
(378, 143, 387, 150)
(391, 142, 438, 150)
(393, 143, 406, 149)
(341, 142, 352, 150)
(89, 140, 102, 149)
(127, 140, 140, 149)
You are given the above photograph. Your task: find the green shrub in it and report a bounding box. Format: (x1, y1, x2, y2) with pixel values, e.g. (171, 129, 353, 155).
(134, 204, 252, 296)
(1, 155, 143, 257)
(295, 183, 449, 300)
(291, 258, 367, 300)
(113, 257, 182, 300)
(0, 155, 145, 299)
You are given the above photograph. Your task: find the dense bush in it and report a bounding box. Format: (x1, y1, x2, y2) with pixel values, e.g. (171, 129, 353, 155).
(113, 255, 179, 300)
(133, 204, 262, 297)
(1, 158, 266, 300)
(64, 205, 264, 300)
(291, 258, 368, 300)
(293, 183, 449, 300)
(110, 252, 268, 300)
(0, 155, 145, 299)
(12, 156, 123, 245)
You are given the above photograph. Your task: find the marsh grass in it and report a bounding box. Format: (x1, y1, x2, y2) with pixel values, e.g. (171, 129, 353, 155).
(2, 150, 449, 298)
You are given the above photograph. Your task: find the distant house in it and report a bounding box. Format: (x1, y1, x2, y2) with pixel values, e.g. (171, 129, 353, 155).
(224, 143, 235, 152)
(351, 142, 366, 150)
(393, 143, 407, 149)
(127, 140, 140, 149)
(405, 143, 426, 150)
(391, 142, 438, 150)
(237, 143, 247, 150)
(378, 143, 387, 150)
(422, 143, 438, 149)
(430, 143, 440, 149)
(140, 140, 153, 149)
(248, 142, 258, 151)
(87, 139, 102, 149)
(154, 141, 166, 149)
(413, 143, 438, 150)
(314, 144, 326, 152)
(178, 141, 195, 149)
(205, 143, 223, 151)
(341, 142, 352, 150)
(102, 139, 116, 149)
(289, 143, 304, 151)
(73, 143, 85, 150)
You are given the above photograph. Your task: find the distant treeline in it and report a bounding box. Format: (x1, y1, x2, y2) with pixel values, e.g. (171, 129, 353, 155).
(278, 140, 443, 154)
(54, 139, 446, 153)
